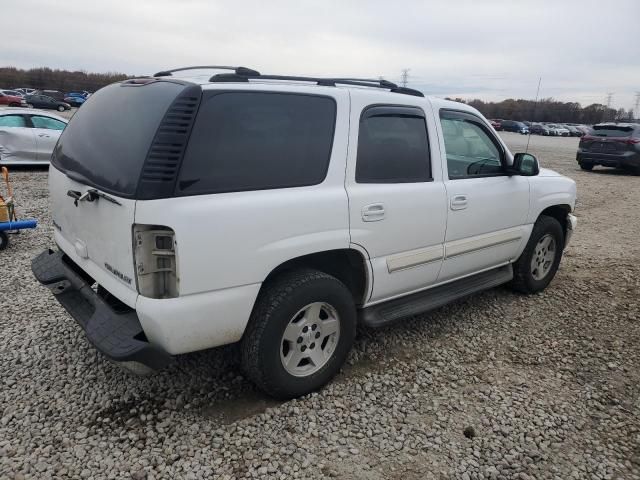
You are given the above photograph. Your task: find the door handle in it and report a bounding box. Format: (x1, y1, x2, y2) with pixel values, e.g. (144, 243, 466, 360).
(362, 203, 385, 222)
(450, 194, 468, 211)
(38, 133, 50, 137)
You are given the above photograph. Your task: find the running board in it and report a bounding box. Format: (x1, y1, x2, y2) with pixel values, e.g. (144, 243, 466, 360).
(360, 265, 513, 328)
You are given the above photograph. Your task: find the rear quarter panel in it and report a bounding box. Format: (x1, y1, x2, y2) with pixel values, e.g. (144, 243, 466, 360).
(134, 88, 352, 297)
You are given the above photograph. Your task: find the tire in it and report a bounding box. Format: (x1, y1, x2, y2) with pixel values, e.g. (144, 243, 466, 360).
(510, 216, 564, 294)
(579, 163, 593, 171)
(57, 105, 65, 112)
(9, 103, 19, 107)
(241, 269, 357, 399)
(0, 231, 8, 251)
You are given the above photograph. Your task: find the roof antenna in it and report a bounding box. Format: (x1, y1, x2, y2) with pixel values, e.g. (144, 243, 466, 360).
(525, 77, 542, 154)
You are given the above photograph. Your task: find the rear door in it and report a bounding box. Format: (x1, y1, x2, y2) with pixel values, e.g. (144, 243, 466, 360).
(49, 79, 192, 307)
(29, 114, 66, 161)
(346, 99, 447, 303)
(0, 114, 36, 163)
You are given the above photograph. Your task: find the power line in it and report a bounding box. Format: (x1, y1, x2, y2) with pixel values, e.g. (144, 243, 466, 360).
(400, 68, 410, 88)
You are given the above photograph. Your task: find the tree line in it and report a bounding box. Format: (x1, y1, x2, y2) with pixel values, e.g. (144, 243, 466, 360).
(448, 97, 636, 125)
(0, 67, 132, 93)
(2, 66, 636, 125)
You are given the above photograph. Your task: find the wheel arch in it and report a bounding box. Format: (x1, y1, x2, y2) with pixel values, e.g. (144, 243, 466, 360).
(538, 204, 571, 240)
(262, 248, 371, 306)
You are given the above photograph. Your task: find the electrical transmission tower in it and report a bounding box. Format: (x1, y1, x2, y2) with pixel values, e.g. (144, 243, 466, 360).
(400, 69, 410, 88)
(634, 92, 640, 120)
(605, 92, 614, 121)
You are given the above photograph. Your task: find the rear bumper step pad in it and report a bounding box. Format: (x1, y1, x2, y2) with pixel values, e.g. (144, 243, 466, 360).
(32, 249, 171, 370)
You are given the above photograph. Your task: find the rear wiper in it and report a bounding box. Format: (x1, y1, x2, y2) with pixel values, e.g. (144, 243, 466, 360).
(87, 189, 122, 206)
(67, 188, 121, 207)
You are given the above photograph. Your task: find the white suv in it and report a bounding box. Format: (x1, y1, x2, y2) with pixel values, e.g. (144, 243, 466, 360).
(32, 66, 577, 399)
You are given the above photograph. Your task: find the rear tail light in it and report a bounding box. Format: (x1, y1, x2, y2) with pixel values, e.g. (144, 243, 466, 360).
(625, 138, 640, 145)
(133, 224, 178, 299)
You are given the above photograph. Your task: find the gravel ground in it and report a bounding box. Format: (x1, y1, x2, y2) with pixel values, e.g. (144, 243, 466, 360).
(1, 132, 639, 480)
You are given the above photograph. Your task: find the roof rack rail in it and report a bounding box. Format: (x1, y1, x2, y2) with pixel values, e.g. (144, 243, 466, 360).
(208, 72, 424, 97)
(153, 66, 260, 77)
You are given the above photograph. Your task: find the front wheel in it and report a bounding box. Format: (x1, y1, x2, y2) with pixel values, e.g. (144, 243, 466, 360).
(241, 269, 356, 399)
(57, 105, 65, 112)
(579, 162, 593, 171)
(510, 216, 564, 294)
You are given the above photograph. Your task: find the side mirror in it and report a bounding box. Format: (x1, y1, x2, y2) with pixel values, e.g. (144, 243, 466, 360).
(509, 152, 540, 176)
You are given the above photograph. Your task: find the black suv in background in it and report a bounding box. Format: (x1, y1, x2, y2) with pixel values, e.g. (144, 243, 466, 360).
(577, 123, 640, 173)
(500, 120, 529, 134)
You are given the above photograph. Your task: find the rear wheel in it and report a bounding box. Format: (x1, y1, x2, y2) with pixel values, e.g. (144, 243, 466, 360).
(0, 231, 8, 250)
(511, 216, 564, 294)
(579, 162, 593, 171)
(241, 269, 356, 399)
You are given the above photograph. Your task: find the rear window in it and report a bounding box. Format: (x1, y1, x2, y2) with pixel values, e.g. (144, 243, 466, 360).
(52, 81, 185, 197)
(177, 92, 336, 195)
(591, 125, 637, 137)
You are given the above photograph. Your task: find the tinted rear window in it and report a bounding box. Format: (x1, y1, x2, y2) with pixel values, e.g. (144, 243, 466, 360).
(177, 92, 336, 195)
(356, 111, 431, 183)
(52, 81, 185, 197)
(591, 125, 637, 137)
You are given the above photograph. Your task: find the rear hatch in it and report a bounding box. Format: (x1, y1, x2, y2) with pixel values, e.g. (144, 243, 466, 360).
(49, 79, 201, 307)
(580, 124, 638, 154)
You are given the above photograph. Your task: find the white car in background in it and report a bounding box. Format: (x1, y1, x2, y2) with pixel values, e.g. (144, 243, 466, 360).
(546, 124, 570, 137)
(0, 108, 67, 165)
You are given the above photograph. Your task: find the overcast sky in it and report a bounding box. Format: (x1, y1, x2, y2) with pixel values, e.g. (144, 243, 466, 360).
(5, 0, 640, 110)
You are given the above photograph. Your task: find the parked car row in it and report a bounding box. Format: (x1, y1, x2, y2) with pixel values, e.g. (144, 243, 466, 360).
(0, 88, 92, 111)
(490, 118, 591, 137)
(532, 123, 590, 137)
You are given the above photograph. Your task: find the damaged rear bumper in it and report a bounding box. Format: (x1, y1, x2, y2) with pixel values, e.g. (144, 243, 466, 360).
(31, 249, 171, 372)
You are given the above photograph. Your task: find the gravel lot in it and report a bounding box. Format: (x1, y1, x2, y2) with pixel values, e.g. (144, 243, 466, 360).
(1, 132, 639, 480)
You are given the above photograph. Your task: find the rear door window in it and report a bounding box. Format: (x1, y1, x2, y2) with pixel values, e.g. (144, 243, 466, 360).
(177, 92, 336, 195)
(356, 106, 431, 183)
